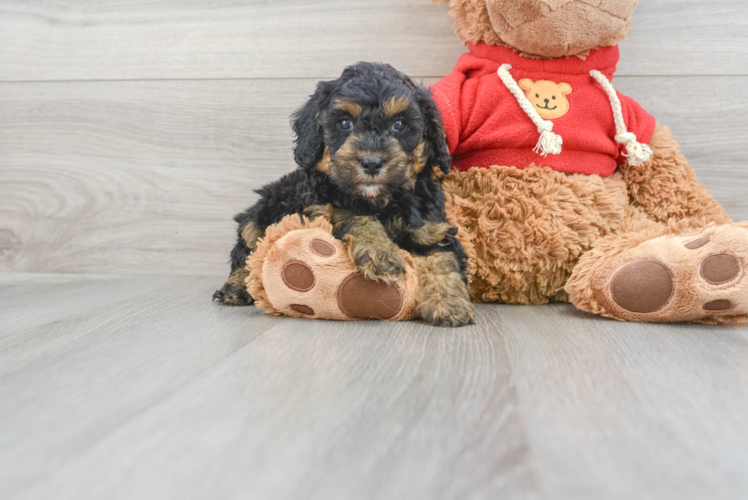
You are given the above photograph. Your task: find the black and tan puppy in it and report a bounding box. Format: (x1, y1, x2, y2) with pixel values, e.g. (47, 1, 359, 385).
(214, 62, 474, 327)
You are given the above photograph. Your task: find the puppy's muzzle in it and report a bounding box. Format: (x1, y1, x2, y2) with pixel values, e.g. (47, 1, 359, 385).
(361, 156, 384, 176)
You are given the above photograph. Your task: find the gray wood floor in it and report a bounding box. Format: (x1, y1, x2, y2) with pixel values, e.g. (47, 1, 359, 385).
(1, 273, 748, 500)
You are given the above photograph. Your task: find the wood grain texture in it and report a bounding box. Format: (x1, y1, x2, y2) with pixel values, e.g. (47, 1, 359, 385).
(497, 304, 748, 499)
(1, 76, 746, 276)
(0, 0, 746, 82)
(0, 273, 537, 500)
(621, 0, 748, 76)
(1, 274, 747, 499)
(0, 0, 466, 82)
(0, 273, 199, 339)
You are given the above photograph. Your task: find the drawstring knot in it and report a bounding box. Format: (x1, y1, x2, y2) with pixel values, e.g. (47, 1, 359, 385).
(590, 70, 653, 166)
(498, 64, 563, 156)
(534, 122, 563, 157)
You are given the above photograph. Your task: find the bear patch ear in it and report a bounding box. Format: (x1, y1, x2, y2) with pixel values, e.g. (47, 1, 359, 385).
(559, 82, 573, 95)
(518, 78, 534, 92)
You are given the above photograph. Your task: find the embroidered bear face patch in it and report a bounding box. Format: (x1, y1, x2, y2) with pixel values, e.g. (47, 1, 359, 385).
(518, 79, 573, 119)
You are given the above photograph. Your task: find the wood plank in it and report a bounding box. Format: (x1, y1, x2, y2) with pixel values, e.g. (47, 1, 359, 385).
(0, 275, 287, 498)
(0, 78, 305, 276)
(0, 0, 466, 82)
(495, 303, 748, 499)
(1, 0, 746, 82)
(2, 275, 748, 498)
(1, 76, 746, 276)
(620, 0, 748, 76)
(0, 278, 537, 500)
(0, 272, 200, 338)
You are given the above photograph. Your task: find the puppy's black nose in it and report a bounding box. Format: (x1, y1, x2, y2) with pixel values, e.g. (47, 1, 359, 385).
(544, 98, 549, 103)
(361, 156, 384, 176)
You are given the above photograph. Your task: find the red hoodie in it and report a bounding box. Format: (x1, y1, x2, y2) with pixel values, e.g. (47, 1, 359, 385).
(430, 43, 656, 176)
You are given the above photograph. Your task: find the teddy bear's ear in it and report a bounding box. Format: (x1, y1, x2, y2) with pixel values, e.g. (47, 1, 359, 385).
(559, 83, 573, 95)
(518, 78, 534, 92)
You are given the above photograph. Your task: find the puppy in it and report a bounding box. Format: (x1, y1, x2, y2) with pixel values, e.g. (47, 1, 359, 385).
(213, 62, 474, 327)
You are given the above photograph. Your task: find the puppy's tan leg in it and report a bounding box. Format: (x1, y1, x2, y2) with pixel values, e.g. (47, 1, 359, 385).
(414, 252, 475, 327)
(408, 221, 455, 246)
(304, 203, 335, 221)
(306, 205, 407, 284)
(344, 216, 408, 284)
(214, 222, 263, 306)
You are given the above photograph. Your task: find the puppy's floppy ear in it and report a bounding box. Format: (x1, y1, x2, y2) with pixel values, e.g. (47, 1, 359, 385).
(416, 87, 452, 175)
(291, 80, 335, 171)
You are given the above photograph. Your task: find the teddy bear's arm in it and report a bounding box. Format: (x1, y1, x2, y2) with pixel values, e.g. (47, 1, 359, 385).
(620, 123, 731, 226)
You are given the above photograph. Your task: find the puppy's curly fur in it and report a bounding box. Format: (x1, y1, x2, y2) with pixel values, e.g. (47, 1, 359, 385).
(213, 62, 474, 327)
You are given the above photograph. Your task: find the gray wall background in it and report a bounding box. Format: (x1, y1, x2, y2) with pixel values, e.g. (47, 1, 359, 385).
(1, 0, 746, 277)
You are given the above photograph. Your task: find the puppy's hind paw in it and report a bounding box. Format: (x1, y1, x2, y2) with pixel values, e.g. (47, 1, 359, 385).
(419, 297, 475, 328)
(354, 248, 407, 284)
(213, 281, 254, 306)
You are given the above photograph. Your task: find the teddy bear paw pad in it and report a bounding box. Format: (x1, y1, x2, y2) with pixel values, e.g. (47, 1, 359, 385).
(257, 225, 419, 321)
(700, 254, 740, 285)
(610, 260, 673, 314)
(598, 222, 748, 322)
(281, 261, 316, 292)
(337, 273, 403, 320)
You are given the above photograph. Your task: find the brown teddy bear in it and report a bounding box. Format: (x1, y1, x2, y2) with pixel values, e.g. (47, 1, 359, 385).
(248, 0, 748, 324)
(429, 0, 748, 324)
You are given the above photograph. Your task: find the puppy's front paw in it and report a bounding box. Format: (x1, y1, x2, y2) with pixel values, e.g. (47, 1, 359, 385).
(419, 296, 475, 328)
(354, 247, 407, 284)
(213, 281, 254, 306)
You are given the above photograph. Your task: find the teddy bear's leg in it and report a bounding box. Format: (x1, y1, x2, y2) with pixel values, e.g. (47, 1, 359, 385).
(247, 214, 420, 322)
(567, 206, 748, 324)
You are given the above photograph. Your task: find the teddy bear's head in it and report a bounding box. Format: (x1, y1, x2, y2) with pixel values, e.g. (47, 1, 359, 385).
(437, 0, 640, 58)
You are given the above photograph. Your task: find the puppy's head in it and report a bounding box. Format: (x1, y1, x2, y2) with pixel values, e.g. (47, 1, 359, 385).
(291, 62, 451, 202)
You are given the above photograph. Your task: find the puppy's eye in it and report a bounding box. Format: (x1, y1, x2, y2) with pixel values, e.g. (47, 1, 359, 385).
(535, 94, 539, 98)
(338, 119, 354, 131)
(390, 119, 406, 133)
(552, 95, 556, 100)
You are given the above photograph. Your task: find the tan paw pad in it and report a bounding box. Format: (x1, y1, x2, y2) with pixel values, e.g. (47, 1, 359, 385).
(703, 300, 733, 311)
(281, 261, 315, 292)
(310, 238, 336, 257)
(700, 254, 741, 285)
(610, 260, 673, 313)
(337, 273, 403, 320)
(290, 304, 315, 315)
(684, 236, 711, 250)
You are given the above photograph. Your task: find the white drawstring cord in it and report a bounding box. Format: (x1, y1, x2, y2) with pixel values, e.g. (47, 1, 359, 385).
(497, 64, 563, 156)
(589, 70, 653, 166)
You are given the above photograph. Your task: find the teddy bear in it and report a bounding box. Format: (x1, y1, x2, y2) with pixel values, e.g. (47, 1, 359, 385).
(428, 0, 748, 324)
(243, 0, 748, 324)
